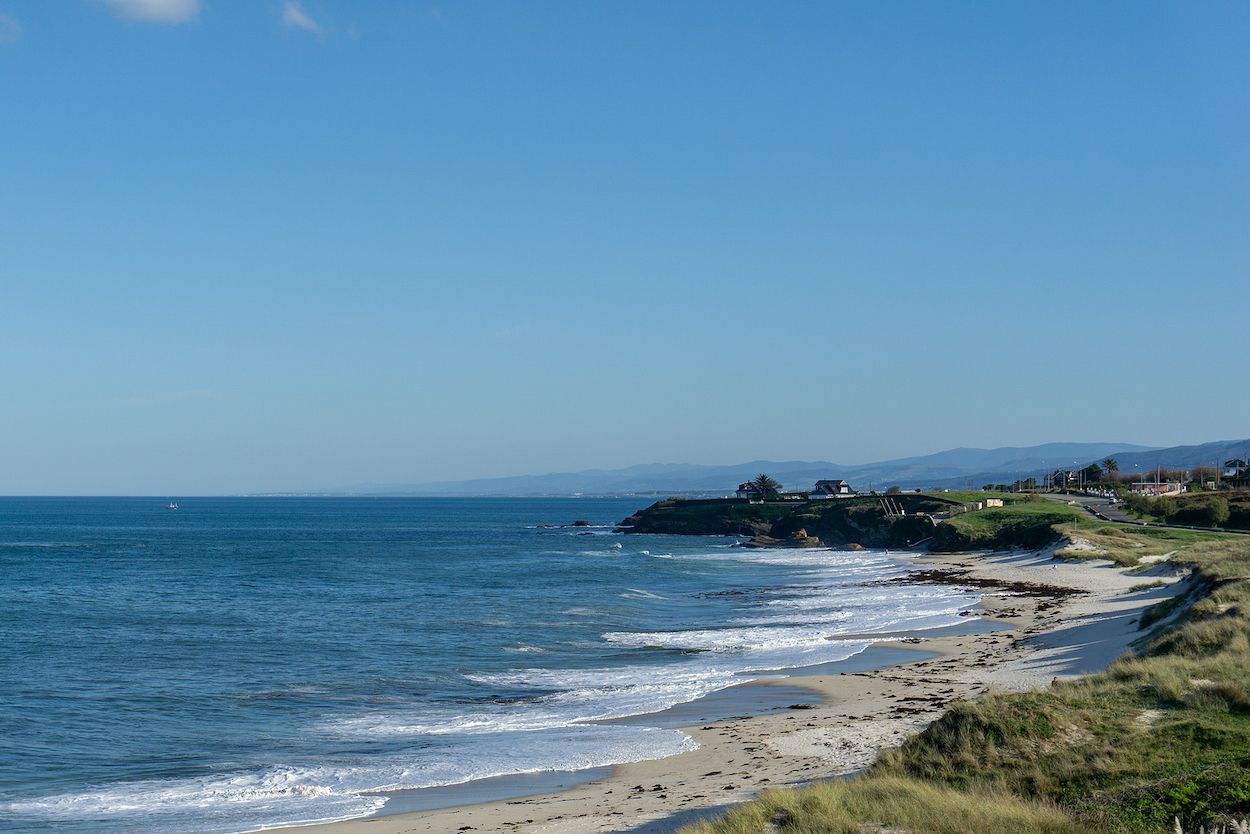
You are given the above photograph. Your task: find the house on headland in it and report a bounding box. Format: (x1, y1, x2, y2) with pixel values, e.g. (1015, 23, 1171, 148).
(736, 479, 858, 500)
(736, 482, 766, 499)
(811, 479, 856, 498)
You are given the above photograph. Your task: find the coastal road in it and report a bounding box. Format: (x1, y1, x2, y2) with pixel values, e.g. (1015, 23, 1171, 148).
(1040, 493, 1135, 523)
(1039, 492, 1250, 535)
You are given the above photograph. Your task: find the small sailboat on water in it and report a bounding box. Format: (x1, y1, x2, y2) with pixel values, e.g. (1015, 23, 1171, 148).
(166, 501, 179, 510)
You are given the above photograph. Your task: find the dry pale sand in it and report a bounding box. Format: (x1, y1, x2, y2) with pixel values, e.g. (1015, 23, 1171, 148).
(265, 547, 1187, 834)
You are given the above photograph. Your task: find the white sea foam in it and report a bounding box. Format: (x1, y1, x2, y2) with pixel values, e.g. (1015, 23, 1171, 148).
(4, 727, 694, 834)
(335, 547, 974, 745)
(620, 588, 667, 600)
(331, 637, 877, 741)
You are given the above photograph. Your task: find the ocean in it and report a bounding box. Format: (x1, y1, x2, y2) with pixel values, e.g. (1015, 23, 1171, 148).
(0, 497, 978, 833)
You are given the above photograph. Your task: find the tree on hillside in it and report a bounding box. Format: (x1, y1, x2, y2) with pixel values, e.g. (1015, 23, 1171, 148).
(885, 485, 902, 495)
(752, 474, 782, 498)
(1103, 457, 1119, 473)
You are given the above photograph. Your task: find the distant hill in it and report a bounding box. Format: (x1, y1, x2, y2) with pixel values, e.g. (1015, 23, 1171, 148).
(1089, 439, 1250, 476)
(345, 441, 1161, 496)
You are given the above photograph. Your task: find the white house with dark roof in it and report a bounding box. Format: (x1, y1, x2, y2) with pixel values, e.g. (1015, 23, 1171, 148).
(736, 482, 766, 499)
(811, 479, 856, 498)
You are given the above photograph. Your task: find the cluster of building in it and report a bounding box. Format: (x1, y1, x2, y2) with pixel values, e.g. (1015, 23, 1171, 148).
(735, 479, 857, 501)
(728, 458, 1250, 503)
(1053, 458, 1250, 498)
(1128, 482, 1186, 497)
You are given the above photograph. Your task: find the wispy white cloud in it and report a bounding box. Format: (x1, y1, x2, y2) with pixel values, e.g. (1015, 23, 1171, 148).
(0, 11, 22, 45)
(281, 0, 323, 35)
(104, 0, 201, 24)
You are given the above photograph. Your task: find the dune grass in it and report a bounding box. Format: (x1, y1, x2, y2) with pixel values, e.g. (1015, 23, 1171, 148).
(679, 774, 1084, 834)
(1058, 522, 1230, 567)
(679, 533, 1250, 834)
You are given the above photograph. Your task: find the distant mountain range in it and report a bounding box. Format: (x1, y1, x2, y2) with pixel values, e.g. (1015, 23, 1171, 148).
(1089, 438, 1250, 476)
(336, 439, 1249, 497)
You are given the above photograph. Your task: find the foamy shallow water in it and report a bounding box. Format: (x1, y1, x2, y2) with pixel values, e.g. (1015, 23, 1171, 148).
(0, 497, 976, 833)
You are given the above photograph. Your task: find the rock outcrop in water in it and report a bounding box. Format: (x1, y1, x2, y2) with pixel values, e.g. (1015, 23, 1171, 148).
(741, 528, 824, 549)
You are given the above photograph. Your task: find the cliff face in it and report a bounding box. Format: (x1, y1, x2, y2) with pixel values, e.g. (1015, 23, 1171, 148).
(620, 496, 953, 549)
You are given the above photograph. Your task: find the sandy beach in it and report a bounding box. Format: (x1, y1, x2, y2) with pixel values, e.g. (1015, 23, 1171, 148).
(270, 546, 1186, 834)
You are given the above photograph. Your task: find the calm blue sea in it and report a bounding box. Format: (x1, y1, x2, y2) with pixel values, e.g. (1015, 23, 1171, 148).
(0, 497, 977, 833)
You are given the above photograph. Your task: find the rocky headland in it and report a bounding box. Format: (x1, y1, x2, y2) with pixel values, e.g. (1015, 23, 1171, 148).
(617, 495, 962, 549)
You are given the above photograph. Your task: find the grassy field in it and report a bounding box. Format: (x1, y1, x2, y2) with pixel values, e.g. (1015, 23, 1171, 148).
(930, 490, 1033, 506)
(680, 517, 1250, 834)
(930, 497, 1086, 551)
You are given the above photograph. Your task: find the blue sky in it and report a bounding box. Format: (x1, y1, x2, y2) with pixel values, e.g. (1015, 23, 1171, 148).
(1, 1, 1247, 494)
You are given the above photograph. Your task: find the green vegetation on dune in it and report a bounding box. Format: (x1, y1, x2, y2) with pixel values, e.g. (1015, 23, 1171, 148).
(871, 535, 1250, 832)
(1058, 523, 1230, 567)
(681, 775, 1083, 834)
(680, 513, 1250, 833)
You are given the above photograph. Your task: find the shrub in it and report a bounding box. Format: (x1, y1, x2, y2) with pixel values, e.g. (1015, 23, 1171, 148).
(1172, 498, 1232, 528)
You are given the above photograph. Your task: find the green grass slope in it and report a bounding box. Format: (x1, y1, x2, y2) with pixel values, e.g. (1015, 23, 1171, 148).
(931, 498, 1085, 551)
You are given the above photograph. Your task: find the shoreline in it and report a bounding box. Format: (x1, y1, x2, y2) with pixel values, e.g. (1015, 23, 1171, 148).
(263, 545, 1186, 834)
